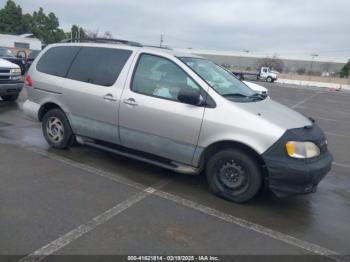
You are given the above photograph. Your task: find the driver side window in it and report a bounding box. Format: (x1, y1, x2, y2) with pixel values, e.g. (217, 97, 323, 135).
(131, 54, 199, 101)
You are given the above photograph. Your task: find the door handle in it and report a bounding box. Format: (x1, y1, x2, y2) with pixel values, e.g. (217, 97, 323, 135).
(103, 93, 117, 101)
(123, 98, 138, 106)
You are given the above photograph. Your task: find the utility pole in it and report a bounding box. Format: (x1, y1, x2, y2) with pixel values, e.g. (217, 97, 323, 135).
(309, 53, 319, 80)
(160, 34, 164, 48)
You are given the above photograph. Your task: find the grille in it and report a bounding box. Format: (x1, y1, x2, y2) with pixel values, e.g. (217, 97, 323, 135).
(0, 69, 11, 74)
(0, 75, 10, 80)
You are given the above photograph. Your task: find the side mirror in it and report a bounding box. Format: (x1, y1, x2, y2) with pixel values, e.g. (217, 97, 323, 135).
(177, 88, 202, 106)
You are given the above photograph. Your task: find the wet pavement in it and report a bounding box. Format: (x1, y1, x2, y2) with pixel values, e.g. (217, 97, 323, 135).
(0, 83, 350, 260)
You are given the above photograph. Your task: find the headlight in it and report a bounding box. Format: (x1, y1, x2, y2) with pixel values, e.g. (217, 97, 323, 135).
(10, 75, 22, 80)
(286, 141, 320, 159)
(10, 68, 21, 74)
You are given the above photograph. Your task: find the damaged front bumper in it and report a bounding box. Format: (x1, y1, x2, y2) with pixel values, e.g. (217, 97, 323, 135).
(262, 124, 333, 198)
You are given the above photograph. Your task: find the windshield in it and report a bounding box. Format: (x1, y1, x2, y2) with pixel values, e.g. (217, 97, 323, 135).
(0, 48, 16, 57)
(180, 57, 264, 102)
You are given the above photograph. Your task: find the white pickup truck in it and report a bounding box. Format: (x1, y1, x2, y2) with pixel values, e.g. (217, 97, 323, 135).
(244, 81, 268, 96)
(233, 67, 278, 83)
(0, 58, 23, 101)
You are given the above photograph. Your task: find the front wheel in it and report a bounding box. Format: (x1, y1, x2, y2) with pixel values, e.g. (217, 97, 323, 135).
(266, 77, 273, 83)
(42, 109, 74, 149)
(206, 149, 262, 203)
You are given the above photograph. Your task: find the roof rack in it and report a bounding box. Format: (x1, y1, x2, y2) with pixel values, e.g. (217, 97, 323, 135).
(60, 37, 143, 47)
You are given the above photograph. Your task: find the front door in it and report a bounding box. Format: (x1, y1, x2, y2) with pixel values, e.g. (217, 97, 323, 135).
(119, 53, 205, 165)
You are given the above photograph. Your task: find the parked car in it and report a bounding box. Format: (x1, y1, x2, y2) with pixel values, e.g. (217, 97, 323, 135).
(0, 47, 26, 74)
(243, 81, 268, 96)
(0, 58, 23, 101)
(24, 50, 41, 72)
(23, 40, 332, 203)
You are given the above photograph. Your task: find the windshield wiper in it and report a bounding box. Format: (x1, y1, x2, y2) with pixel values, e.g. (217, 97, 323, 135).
(222, 93, 249, 98)
(249, 93, 266, 101)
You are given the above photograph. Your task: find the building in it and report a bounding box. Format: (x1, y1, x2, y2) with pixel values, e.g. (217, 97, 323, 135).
(0, 33, 42, 53)
(175, 48, 345, 75)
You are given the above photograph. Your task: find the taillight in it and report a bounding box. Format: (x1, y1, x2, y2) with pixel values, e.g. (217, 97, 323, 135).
(25, 75, 32, 87)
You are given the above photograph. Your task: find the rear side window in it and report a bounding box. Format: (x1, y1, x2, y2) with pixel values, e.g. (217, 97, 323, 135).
(67, 47, 132, 86)
(36, 46, 80, 77)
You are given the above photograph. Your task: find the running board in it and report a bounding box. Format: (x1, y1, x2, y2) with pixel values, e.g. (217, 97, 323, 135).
(76, 136, 200, 175)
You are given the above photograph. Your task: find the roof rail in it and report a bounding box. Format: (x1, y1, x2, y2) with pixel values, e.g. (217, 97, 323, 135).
(60, 37, 143, 47)
(143, 45, 173, 50)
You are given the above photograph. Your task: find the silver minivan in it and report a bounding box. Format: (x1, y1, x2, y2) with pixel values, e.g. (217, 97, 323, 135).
(23, 40, 333, 203)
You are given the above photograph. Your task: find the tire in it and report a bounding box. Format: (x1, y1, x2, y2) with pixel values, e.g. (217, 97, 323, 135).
(266, 77, 273, 83)
(205, 149, 262, 203)
(1, 94, 19, 101)
(42, 109, 74, 149)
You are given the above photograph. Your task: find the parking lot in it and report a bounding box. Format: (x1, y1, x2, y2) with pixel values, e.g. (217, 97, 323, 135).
(0, 82, 350, 261)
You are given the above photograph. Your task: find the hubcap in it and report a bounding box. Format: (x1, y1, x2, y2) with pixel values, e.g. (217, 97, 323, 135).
(216, 160, 249, 195)
(46, 117, 64, 143)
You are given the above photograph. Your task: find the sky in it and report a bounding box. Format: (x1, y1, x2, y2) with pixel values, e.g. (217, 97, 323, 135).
(4, 0, 350, 62)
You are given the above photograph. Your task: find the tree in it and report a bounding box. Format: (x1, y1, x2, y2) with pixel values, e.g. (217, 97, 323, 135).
(103, 31, 113, 39)
(257, 56, 285, 72)
(0, 1, 65, 44)
(30, 8, 65, 44)
(0, 0, 25, 34)
(21, 13, 33, 32)
(340, 59, 350, 78)
(85, 29, 99, 39)
(69, 24, 87, 41)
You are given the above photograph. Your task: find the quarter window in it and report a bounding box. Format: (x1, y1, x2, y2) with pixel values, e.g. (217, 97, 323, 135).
(36, 46, 80, 77)
(131, 54, 199, 101)
(67, 47, 132, 86)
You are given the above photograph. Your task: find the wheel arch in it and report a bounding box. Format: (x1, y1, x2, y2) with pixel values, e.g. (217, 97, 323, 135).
(199, 140, 267, 176)
(38, 102, 64, 122)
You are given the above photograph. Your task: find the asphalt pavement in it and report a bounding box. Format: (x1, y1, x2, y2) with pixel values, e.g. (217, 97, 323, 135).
(0, 83, 350, 261)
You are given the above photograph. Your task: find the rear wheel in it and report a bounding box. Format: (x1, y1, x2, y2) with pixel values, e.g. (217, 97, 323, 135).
(1, 94, 19, 101)
(205, 149, 262, 203)
(42, 109, 74, 149)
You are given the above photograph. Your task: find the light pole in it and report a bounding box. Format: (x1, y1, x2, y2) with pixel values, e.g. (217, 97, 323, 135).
(309, 53, 319, 80)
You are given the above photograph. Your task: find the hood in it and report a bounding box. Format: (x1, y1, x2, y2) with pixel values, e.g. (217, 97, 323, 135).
(236, 98, 312, 130)
(0, 58, 20, 69)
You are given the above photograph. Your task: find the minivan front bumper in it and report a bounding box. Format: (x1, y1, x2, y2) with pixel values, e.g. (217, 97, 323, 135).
(262, 124, 333, 197)
(264, 150, 332, 197)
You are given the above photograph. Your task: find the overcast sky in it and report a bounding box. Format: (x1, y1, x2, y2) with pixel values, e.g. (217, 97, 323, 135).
(8, 0, 350, 62)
